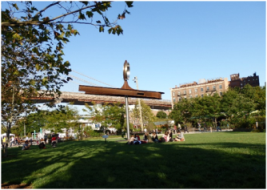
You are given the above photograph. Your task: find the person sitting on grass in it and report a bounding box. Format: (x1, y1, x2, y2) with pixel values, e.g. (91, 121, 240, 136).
(141, 132, 149, 144)
(151, 132, 159, 143)
(127, 135, 135, 145)
(162, 131, 170, 142)
(168, 129, 173, 142)
(174, 132, 185, 142)
(39, 142, 46, 149)
(51, 135, 57, 148)
(22, 140, 31, 150)
(133, 134, 141, 145)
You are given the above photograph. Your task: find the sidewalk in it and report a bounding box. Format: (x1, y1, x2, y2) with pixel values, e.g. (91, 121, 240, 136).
(183, 129, 233, 134)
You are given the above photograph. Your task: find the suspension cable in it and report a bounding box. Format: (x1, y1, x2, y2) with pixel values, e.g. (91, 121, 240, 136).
(72, 69, 115, 87)
(69, 74, 97, 86)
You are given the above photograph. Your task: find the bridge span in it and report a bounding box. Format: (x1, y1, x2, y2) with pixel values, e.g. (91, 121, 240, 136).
(34, 91, 172, 110)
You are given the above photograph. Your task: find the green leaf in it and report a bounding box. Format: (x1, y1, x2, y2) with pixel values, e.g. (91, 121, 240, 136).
(12, 3, 19, 10)
(86, 11, 93, 18)
(78, 11, 86, 20)
(99, 26, 104, 32)
(35, 64, 40, 71)
(125, 1, 134, 8)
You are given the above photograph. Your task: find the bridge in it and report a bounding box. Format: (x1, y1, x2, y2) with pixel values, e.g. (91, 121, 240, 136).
(33, 91, 172, 110)
(30, 69, 172, 110)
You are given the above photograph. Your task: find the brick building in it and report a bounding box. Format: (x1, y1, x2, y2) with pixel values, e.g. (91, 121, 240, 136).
(170, 78, 228, 109)
(229, 72, 259, 88)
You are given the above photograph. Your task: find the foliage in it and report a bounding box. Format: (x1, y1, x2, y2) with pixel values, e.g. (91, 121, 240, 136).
(11, 105, 80, 137)
(84, 102, 125, 130)
(39, 105, 80, 134)
(169, 97, 194, 125)
(170, 85, 265, 129)
(84, 126, 101, 138)
(1, 1, 133, 154)
(132, 100, 156, 127)
(156, 110, 167, 119)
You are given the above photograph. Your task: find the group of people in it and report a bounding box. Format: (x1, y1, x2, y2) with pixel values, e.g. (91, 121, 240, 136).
(127, 130, 185, 145)
(21, 134, 58, 150)
(0, 133, 59, 151)
(1, 136, 24, 148)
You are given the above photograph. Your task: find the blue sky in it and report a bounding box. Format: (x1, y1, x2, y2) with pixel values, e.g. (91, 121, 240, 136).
(2, 1, 266, 101)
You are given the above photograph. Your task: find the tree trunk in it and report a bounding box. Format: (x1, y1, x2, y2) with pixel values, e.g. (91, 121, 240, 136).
(3, 122, 12, 157)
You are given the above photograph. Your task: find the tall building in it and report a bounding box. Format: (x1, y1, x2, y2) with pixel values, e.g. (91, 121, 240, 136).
(229, 72, 259, 88)
(170, 78, 228, 109)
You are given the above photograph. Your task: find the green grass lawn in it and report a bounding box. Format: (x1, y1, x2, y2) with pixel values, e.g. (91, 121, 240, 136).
(1, 132, 266, 188)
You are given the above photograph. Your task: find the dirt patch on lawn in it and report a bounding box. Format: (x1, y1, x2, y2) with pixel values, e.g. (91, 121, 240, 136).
(1, 183, 32, 189)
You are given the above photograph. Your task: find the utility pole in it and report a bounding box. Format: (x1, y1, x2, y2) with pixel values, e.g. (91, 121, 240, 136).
(133, 77, 144, 131)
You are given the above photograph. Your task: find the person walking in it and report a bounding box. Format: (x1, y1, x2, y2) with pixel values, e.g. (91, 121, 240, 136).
(44, 134, 47, 144)
(198, 122, 201, 132)
(10, 136, 15, 147)
(184, 124, 189, 133)
(178, 123, 181, 132)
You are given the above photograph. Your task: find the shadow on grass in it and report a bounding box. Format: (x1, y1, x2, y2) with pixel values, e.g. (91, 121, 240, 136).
(1, 137, 266, 188)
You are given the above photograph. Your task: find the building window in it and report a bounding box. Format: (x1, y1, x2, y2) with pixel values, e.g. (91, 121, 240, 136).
(178, 97, 181, 101)
(219, 85, 222, 89)
(241, 83, 243, 86)
(195, 95, 198, 97)
(213, 86, 216, 90)
(173, 98, 175, 103)
(173, 92, 175, 96)
(201, 94, 203, 98)
(189, 89, 191, 94)
(207, 86, 209, 91)
(220, 92, 222, 96)
(178, 91, 180, 95)
(190, 95, 192, 98)
(207, 93, 209, 96)
(195, 88, 198, 93)
(184, 96, 187, 99)
(201, 88, 203, 92)
(184, 90, 186, 95)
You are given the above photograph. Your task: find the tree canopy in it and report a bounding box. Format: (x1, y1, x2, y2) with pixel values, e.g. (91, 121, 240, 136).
(1, 1, 133, 155)
(84, 102, 125, 130)
(170, 85, 265, 128)
(132, 100, 156, 128)
(156, 110, 167, 119)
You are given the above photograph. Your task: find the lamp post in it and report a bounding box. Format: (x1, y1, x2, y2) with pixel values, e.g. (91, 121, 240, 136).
(133, 77, 144, 131)
(123, 61, 130, 139)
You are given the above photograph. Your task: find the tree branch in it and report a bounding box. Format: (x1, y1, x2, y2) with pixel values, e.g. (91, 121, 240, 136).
(2, 2, 105, 27)
(33, 1, 61, 18)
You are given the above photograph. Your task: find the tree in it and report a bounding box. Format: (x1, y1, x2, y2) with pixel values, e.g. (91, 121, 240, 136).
(2, 2, 133, 33)
(132, 100, 156, 129)
(220, 88, 256, 127)
(156, 110, 167, 119)
(1, 1, 133, 155)
(192, 93, 222, 125)
(44, 105, 79, 135)
(84, 102, 125, 132)
(169, 98, 194, 125)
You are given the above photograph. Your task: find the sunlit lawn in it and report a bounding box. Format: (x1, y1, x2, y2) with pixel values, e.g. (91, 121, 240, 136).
(1, 132, 266, 188)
